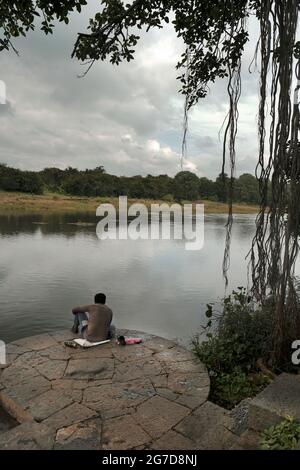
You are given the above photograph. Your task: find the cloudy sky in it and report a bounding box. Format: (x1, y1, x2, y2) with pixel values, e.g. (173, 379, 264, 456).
(0, 2, 261, 178)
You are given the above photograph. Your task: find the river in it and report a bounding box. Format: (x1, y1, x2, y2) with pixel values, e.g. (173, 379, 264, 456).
(0, 212, 257, 344)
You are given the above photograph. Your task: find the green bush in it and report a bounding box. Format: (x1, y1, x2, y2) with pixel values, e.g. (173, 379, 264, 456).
(0, 164, 43, 194)
(210, 368, 270, 409)
(192, 288, 274, 408)
(162, 193, 174, 202)
(260, 416, 300, 450)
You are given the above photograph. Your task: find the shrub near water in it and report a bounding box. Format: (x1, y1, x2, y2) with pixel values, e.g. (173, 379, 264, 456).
(192, 288, 273, 409)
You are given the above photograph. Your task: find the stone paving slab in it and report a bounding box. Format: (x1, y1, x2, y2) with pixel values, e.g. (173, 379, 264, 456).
(175, 401, 234, 449)
(43, 402, 97, 431)
(112, 344, 154, 362)
(40, 345, 71, 361)
(153, 348, 196, 364)
(102, 414, 150, 450)
(248, 373, 300, 431)
(4, 376, 51, 408)
(112, 357, 165, 382)
(0, 364, 40, 388)
(0, 329, 209, 450)
(0, 422, 54, 450)
(230, 430, 260, 450)
(150, 430, 199, 450)
(134, 395, 190, 439)
(35, 359, 68, 381)
(54, 418, 102, 450)
(12, 334, 57, 351)
(83, 378, 156, 418)
(26, 389, 74, 422)
(65, 357, 114, 380)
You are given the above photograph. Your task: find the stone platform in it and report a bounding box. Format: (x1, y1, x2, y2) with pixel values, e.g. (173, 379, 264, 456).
(0, 330, 210, 450)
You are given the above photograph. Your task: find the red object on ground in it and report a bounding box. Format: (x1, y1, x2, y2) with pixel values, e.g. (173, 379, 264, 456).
(117, 335, 142, 345)
(125, 337, 142, 345)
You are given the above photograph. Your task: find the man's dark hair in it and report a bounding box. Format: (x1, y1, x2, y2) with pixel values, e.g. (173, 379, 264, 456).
(95, 293, 106, 304)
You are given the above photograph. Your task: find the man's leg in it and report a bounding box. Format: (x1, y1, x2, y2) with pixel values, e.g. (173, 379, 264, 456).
(73, 313, 88, 336)
(108, 324, 116, 339)
(71, 314, 80, 334)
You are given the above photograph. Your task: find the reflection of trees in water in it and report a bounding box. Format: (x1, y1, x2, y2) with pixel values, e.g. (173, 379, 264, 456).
(204, 215, 256, 238)
(0, 213, 98, 238)
(0, 213, 256, 244)
(232, 216, 256, 239)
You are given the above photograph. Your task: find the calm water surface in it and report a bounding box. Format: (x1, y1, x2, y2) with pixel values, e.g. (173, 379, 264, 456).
(0, 212, 257, 344)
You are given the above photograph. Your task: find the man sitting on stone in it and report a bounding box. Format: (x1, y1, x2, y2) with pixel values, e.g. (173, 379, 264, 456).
(71, 293, 114, 342)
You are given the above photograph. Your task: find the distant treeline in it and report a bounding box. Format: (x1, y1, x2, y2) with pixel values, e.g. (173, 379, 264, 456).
(0, 163, 261, 204)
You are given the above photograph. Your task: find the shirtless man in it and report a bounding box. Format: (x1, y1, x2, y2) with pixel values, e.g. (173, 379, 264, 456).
(71, 293, 113, 342)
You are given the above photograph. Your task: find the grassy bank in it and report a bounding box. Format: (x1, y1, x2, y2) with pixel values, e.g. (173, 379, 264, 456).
(0, 191, 259, 215)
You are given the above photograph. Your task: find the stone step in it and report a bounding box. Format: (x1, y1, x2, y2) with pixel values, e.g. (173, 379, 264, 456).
(174, 401, 238, 449)
(248, 373, 300, 432)
(230, 430, 260, 450)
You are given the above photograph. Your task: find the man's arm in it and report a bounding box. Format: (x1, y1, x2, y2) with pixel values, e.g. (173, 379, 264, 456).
(72, 305, 91, 315)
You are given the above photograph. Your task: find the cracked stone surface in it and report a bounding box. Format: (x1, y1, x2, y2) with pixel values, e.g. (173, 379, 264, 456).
(26, 389, 74, 422)
(134, 395, 190, 439)
(102, 414, 150, 450)
(0, 422, 55, 450)
(54, 418, 102, 450)
(0, 329, 210, 450)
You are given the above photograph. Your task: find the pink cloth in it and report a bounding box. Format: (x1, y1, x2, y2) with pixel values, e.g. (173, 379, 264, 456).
(124, 337, 142, 345)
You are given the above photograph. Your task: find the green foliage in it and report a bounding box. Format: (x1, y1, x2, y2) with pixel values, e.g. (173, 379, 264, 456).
(0, 164, 43, 194)
(162, 193, 174, 202)
(174, 171, 200, 201)
(0, 163, 261, 203)
(260, 416, 300, 450)
(0, 1, 87, 52)
(199, 177, 217, 201)
(192, 288, 274, 408)
(210, 368, 270, 409)
(194, 288, 274, 373)
(233, 173, 260, 204)
(215, 173, 230, 203)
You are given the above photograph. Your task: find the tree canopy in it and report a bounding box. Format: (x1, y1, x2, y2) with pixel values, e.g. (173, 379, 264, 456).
(0, 1, 87, 52)
(0, 163, 261, 203)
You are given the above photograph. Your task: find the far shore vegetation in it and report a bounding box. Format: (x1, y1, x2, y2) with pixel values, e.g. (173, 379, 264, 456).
(0, 163, 260, 215)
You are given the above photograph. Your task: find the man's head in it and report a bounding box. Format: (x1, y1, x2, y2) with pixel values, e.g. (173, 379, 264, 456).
(94, 293, 106, 304)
